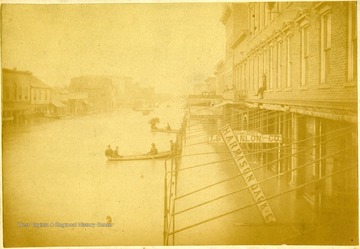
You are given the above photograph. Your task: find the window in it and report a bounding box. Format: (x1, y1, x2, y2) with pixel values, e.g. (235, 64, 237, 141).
(301, 25, 309, 87)
(348, 2, 357, 83)
(18, 87, 22, 100)
(13, 82, 17, 100)
(269, 45, 274, 90)
(259, 53, 264, 82)
(255, 3, 260, 34)
(268, 2, 279, 22)
(24, 87, 28, 100)
(254, 55, 259, 90)
(249, 5, 255, 35)
(4, 86, 10, 101)
(286, 35, 292, 88)
(260, 3, 265, 30)
(243, 63, 247, 91)
(247, 59, 250, 91)
(273, 43, 278, 89)
(277, 41, 282, 89)
(321, 11, 331, 84)
(264, 49, 269, 77)
(250, 58, 254, 91)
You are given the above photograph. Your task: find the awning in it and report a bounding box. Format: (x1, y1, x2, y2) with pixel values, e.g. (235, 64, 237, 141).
(51, 100, 66, 108)
(290, 107, 357, 123)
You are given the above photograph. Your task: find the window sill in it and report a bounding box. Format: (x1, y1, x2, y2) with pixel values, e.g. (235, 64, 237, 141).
(344, 81, 357, 87)
(284, 88, 293, 92)
(274, 89, 282, 92)
(317, 84, 331, 89)
(299, 86, 309, 91)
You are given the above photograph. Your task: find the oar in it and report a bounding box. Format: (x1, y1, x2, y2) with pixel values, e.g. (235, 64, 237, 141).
(142, 152, 156, 161)
(147, 153, 156, 161)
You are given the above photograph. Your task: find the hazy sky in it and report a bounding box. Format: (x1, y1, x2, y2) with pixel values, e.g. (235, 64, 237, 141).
(2, 3, 225, 94)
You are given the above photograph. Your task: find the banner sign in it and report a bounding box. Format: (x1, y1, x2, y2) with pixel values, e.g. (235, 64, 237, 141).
(218, 124, 277, 224)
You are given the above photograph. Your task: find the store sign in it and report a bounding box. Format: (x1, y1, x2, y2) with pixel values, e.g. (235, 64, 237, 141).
(209, 131, 282, 144)
(219, 124, 277, 224)
(235, 131, 282, 143)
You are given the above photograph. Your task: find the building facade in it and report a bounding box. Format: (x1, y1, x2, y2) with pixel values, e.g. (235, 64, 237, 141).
(30, 72, 52, 117)
(2, 68, 51, 122)
(69, 76, 115, 113)
(219, 2, 357, 244)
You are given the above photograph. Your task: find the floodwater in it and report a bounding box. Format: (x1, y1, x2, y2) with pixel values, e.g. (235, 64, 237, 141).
(2, 102, 185, 247)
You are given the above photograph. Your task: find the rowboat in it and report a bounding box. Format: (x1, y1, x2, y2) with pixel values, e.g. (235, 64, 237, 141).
(107, 151, 171, 161)
(151, 128, 179, 133)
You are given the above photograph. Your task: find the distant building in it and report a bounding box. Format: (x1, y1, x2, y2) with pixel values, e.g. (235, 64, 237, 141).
(2, 68, 51, 122)
(49, 88, 69, 117)
(68, 92, 91, 116)
(30, 73, 51, 117)
(69, 76, 115, 113)
(112, 76, 156, 108)
(192, 77, 217, 96)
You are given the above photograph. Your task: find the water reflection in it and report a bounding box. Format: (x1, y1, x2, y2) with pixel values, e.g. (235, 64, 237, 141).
(2, 106, 183, 246)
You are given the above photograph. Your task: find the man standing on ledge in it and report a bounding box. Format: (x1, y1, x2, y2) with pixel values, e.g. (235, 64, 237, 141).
(255, 73, 267, 99)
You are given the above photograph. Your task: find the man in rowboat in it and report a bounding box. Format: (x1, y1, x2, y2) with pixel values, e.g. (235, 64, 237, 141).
(105, 145, 113, 157)
(112, 146, 120, 158)
(148, 143, 158, 155)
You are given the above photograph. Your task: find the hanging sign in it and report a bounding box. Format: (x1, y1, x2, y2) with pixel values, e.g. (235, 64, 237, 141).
(218, 124, 277, 224)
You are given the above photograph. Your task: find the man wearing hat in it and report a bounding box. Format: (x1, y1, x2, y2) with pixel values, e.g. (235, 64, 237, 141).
(149, 143, 158, 155)
(105, 145, 113, 157)
(255, 73, 267, 99)
(112, 146, 120, 158)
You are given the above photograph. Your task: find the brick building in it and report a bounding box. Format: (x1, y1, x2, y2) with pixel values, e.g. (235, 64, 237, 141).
(217, 2, 357, 244)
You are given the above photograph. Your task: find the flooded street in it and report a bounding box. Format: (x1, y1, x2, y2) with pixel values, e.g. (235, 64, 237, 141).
(2, 104, 184, 246)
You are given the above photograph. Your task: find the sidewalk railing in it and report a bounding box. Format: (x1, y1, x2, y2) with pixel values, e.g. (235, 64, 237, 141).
(163, 116, 187, 245)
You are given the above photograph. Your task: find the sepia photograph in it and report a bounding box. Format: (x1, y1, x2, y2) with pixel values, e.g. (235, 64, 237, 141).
(1, 1, 358, 247)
